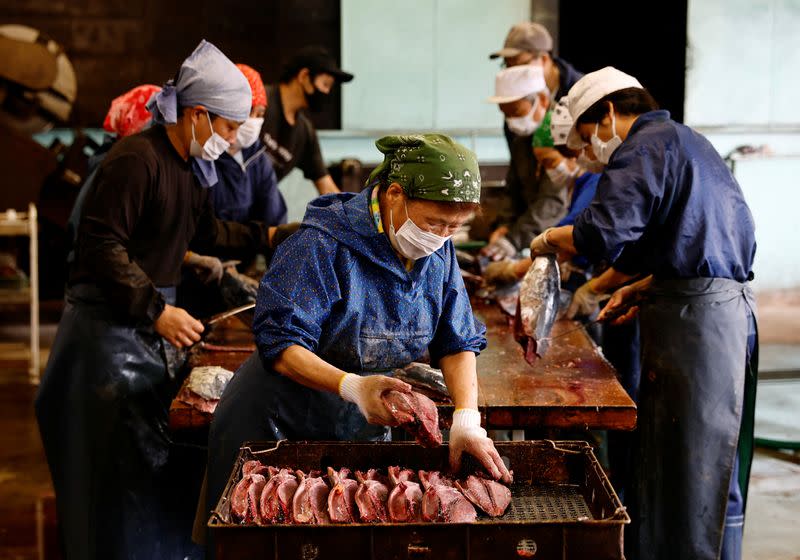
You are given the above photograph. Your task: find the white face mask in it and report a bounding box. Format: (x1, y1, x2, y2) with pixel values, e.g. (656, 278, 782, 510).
(388, 202, 450, 260)
(190, 112, 230, 162)
(590, 109, 623, 164)
(236, 116, 264, 149)
(577, 152, 605, 174)
(545, 159, 579, 187)
(506, 98, 542, 137)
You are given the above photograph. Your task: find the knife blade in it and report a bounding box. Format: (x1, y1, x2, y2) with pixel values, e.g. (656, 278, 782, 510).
(203, 302, 256, 328)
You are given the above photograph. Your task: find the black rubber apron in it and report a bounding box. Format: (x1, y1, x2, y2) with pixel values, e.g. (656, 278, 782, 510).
(626, 277, 757, 560)
(35, 284, 195, 560)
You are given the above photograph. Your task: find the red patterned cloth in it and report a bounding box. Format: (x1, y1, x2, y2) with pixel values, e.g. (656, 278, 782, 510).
(236, 63, 266, 109)
(102, 84, 161, 137)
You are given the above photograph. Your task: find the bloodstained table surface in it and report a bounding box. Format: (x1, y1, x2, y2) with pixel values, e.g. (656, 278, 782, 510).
(471, 298, 636, 431)
(170, 303, 637, 431)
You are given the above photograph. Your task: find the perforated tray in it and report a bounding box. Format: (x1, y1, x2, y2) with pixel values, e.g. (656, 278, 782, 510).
(209, 440, 629, 560)
(502, 484, 593, 523)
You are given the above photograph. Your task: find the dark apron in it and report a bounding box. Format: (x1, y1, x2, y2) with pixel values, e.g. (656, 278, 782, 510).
(34, 284, 195, 560)
(627, 277, 757, 560)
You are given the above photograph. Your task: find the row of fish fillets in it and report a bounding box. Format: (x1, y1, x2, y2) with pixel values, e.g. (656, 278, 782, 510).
(230, 460, 512, 525)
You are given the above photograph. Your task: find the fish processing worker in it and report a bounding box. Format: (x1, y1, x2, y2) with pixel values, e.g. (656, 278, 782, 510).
(529, 67, 757, 560)
(35, 40, 286, 560)
(208, 133, 513, 511)
(260, 45, 353, 195)
(212, 63, 287, 228)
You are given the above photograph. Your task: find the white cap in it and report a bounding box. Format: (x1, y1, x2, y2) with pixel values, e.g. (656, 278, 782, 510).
(486, 65, 547, 104)
(565, 66, 642, 149)
(550, 96, 572, 146)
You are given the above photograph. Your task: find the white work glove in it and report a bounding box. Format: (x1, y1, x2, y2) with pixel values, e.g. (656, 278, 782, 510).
(185, 253, 224, 284)
(483, 260, 522, 287)
(529, 228, 558, 256)
(338, 373, 412, 426)
(566, 280, 603, 319)
(448, 409, 512, 483)
(482, 236, 518, 261)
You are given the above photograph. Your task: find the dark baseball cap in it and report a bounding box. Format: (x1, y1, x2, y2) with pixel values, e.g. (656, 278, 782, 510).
(285, 46, 354, 83)
(489, 22, 553, 59)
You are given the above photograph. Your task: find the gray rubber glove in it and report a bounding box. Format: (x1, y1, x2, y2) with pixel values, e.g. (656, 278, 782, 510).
(185, 253, 224, 284)
(566, 280, 604, 319)
(482, 236, 518, 261)
(483, 260, 522, 287)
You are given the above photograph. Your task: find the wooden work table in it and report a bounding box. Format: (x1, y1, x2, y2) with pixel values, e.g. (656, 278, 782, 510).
(169, 301, 637, 432)
(471, 299, 637, 431)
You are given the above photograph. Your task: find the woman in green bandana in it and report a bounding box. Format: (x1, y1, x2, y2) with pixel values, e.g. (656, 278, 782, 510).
(207, 133, 512, 513)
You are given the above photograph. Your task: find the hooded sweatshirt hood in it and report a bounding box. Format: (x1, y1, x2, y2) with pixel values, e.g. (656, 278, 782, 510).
(300, 188, 450, 281)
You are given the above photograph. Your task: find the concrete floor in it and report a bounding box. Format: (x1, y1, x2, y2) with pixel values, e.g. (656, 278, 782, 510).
(0, 294, 798, 559)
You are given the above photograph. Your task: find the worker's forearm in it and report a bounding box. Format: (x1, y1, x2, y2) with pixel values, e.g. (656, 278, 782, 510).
(314, 174, 340, 195)
(590, 267, 637, 294)
(547, 225, 577, 253)
(440, 351, 479, 411)
(272, 344, 347, 393)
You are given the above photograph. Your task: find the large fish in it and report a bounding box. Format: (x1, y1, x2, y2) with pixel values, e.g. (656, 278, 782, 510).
(514, 254, 560, 363)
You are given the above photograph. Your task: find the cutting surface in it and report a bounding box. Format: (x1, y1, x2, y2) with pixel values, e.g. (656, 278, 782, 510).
(473, 299, 637, 430)
(170, 302, 637, 431)
(169, 315, 254, 431)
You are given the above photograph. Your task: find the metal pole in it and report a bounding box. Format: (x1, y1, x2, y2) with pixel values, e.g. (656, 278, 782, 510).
(29, 203, 40, 384)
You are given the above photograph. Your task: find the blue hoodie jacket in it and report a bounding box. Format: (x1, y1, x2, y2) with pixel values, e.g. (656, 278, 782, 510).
(253, 187, 487, 373)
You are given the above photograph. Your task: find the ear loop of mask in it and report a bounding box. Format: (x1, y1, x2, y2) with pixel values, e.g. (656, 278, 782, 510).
(594, 107, 617, 139)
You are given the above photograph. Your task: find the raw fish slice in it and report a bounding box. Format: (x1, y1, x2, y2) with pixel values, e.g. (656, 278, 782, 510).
(293, 471, 331, 524)
(259, 469, 298, 524)
(387, 480, 424, 522)
(327, 467, 358, 523)
(381, 391, 443, 448)
(455, 474, 512, 517)
(354, 470, 390, 523)
(420, 483, 477, 523)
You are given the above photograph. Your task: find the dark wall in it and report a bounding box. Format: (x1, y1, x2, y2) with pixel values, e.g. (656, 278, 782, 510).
(558, 0, 687, 122)
(0, 0, 342, 128)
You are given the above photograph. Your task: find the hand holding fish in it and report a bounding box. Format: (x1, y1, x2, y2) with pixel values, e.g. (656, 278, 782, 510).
(339, 374, 412, 426)
(529, 228, 558, 256)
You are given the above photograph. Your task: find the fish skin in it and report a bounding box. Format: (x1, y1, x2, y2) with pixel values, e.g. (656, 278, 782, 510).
(392, 362, 449, 400)
(515, 254, 560, 362)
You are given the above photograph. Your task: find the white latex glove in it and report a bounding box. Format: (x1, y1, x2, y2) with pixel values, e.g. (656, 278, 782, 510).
(566, 280, 603, 319)
(482, 236, 518, 261)
(483, 260, 521, 287)
(529, 228, 558, 256)
(338, 373, 412, 426)
(185, 253, 224, 284)
(448, 409, 512, 483)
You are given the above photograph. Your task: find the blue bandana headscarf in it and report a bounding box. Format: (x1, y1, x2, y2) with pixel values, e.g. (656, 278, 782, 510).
(146, 40, 251, 187)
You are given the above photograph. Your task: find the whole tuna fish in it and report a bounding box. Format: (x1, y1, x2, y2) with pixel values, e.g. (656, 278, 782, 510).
(515, 254, 560, 363)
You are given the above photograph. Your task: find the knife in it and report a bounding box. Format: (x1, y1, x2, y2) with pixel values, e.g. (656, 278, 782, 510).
(203, 302, 256, 328)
